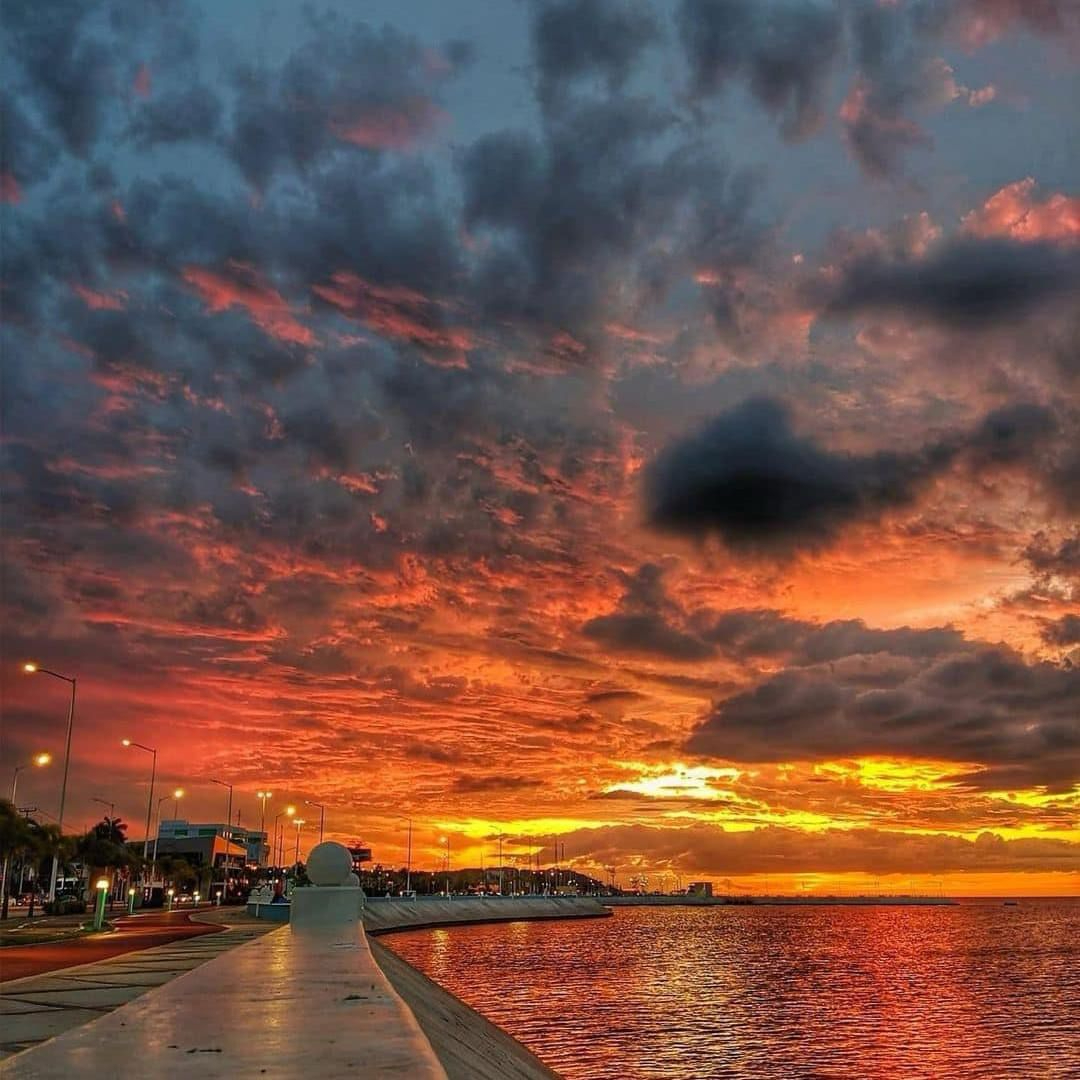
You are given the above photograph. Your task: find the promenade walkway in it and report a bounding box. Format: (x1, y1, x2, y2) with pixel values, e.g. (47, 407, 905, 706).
(0, 914, 271, 1062)
(0, 910, 220, 984)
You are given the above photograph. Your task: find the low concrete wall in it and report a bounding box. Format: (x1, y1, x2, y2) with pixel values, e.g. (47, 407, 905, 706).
(364, 895, 609, 934)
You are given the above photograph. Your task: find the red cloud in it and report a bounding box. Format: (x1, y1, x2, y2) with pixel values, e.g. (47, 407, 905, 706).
(132, 64, 152, 98)
(962, 179, 1080, 243)
(71, 283, 128, 310)
(330, 97, 447, 151)
(313, 271, 471, 368)
(183, 261, 317, 346)
(1, 171, 21, 204)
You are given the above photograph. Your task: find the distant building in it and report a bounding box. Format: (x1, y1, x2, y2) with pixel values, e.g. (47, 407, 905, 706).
(157, 820, 268, 866)
(348, 844, 372, 875)
(687, 881, 713, 897)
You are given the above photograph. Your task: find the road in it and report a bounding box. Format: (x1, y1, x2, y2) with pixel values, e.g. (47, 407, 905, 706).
(0, 910, 222, 983)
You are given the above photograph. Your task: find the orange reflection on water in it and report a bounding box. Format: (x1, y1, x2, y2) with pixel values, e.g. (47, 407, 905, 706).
(386, 901, 1080, 1078)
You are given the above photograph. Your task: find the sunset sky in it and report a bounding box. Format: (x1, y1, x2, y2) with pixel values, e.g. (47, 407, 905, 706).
(2, 0, 1078, 896)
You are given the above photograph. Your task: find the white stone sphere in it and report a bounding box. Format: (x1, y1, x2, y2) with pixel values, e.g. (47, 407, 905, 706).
(307, 841, 354, 886)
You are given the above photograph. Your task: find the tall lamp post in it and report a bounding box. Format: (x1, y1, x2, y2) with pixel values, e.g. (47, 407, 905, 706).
(3, 753, 51, 920)
(10, 753, 51, 804)
(152, 789, 184, 864)
(292, 818, 306, 867)
(91, 797, 115, 827)
(256, 791, 273, 866)
(440, 835, 450, 896)
(211, 779, 233, 900)
(397, 817, 413, 895)
(273, 806, 295, 869)
(304, 799, 325, 844)
(22, 663, 76, 902)
(120, 739, 157, 861)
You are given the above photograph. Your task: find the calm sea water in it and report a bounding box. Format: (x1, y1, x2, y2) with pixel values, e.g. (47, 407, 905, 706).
(385, 900, 1080, 1079)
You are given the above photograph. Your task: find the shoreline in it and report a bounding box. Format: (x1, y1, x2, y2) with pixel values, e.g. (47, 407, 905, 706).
(371, 938, 560, 1080)
(362, 896, 608, 1079)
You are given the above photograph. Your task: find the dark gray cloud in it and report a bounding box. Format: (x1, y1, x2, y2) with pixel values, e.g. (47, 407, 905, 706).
(821, 238, 1080, 327)
(532, 0, 659, 109)
(585, 613, 716, 660)
(1024, 533, 1080, 583)
(645, 396, 1071, 556)
(678, 0, 843, 138)
(583, 562, 715, 661)
(688, 645, 1080, 791)
(704, 609, 967, 665)
(1043, 614, 1080, 647)
(127, 84, 222, 149)
(644, 397, 955, 556)
(225, 15, 470, 189)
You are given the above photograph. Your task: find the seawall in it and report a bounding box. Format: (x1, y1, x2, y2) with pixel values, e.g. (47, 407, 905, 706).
(364, 896, 609, 1079)
(363, 894, 610, 933)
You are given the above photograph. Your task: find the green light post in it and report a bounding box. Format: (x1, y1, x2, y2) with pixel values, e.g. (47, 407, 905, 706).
(165, 887, 174, 912)
(93, 878, 109, 930)
(127, 887, 136, 914)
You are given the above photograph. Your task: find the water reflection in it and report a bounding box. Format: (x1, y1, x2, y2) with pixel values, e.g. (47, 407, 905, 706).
(386, 901, 1080, 1079)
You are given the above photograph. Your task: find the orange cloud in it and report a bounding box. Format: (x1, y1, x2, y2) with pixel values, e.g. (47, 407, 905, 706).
(313, 271, 472, 367)
(962, 178, 1080, 243)
(330, 97, 447, 150)
(183, 261, 317, 346)
(71, 283, 128, 310)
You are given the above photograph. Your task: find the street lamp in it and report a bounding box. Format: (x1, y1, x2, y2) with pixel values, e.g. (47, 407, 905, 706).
(152, 789, 184, 864)
(91, 796, 115, 826)
(273, 806, 295, 869)
(3, 752, 52, 919)
(256, 791, 273, 865)
(120, 739, 157, 861)
(23, 663, 76, 902)
(304, 799, 325, 844)
(396, 817, 413, 895)
(293, 818, 306, 867)
(440, 835, 450, 896)
(211, 779, 234, 901)
(9, 752, 51, 803)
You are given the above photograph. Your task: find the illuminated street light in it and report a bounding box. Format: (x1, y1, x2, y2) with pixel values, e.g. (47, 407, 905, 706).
(293, 818, 306, 867)
(121, 739, 157, 863)
(3, 752, 53, 918)
(273, 806, 296, 868)
(23, 663, 77, 901)
(152, 788, 185, 864)
(211, 779, 234, 901)
(9, 751, 52, 803)
(304, 799, 326, 844)
(256, 791, 273, 866)
(395, 817, 413, 895)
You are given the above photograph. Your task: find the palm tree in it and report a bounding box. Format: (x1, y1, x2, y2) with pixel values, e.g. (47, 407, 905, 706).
(0, 799, 35, 919)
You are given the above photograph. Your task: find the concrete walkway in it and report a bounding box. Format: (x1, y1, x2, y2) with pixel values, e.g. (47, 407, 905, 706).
(3, 911, 447, 1079)
(0, 919, 271, 1062)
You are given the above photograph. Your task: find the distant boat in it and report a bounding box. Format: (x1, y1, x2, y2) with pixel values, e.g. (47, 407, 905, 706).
(1004, 900, 1019, 906)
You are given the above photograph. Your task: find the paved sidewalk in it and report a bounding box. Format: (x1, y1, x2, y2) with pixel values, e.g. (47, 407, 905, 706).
(0, 918, 274, 1061)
